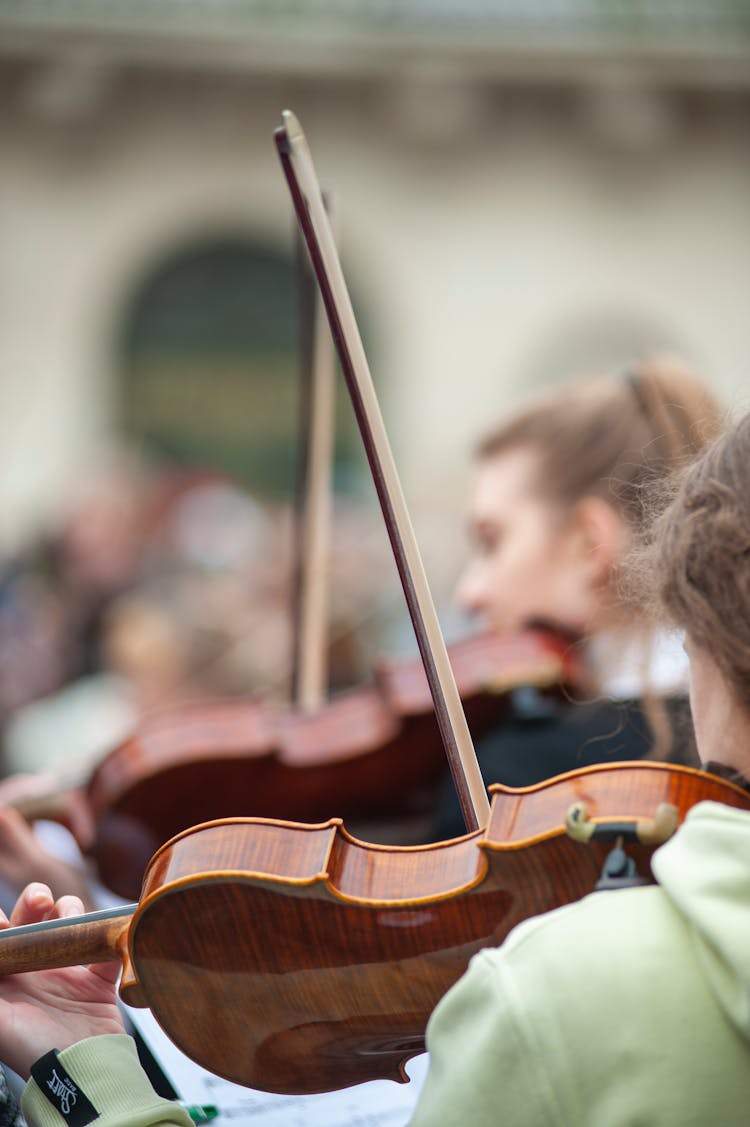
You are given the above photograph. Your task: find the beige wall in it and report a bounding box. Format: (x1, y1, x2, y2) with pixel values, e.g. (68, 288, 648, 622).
(1, 67, 749, 573)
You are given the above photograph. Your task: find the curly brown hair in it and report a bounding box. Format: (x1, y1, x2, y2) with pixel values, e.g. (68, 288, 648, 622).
(649, 413, 750, 716)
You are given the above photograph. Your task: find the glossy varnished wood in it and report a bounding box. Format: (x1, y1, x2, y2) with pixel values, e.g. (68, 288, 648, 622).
(486, 758, 746, 844)
(86, 629, 578, 898)
(3, 762, 742, 1093)
(115, 760, 749, 1093)
(0, 905, 134, 975)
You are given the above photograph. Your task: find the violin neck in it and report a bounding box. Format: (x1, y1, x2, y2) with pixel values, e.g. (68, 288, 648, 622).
(0, 904, 135, 975)
(12, 788, 78, 825)
(4, 763, 90, 825)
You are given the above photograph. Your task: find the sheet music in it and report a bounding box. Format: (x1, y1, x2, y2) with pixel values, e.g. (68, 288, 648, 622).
(128, 1008, 428, 1127)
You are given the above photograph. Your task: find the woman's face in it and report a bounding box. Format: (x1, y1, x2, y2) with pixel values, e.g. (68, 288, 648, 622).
(455, 446, 613, 638)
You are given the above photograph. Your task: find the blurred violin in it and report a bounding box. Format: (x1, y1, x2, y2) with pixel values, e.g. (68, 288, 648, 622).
(90, 624, 580, 894)
(2, 760, 748, 1093)
(4, 626, 581, 899)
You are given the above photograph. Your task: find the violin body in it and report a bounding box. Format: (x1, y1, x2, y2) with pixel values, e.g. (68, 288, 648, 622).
(108, 760, 749, 1093)
(86, 629, 579, 898)
(2, 762, 748, 1092)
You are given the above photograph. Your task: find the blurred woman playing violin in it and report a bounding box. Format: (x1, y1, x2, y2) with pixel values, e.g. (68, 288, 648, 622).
(2, 405, 750, 1125)
(435, 353, 724, 837)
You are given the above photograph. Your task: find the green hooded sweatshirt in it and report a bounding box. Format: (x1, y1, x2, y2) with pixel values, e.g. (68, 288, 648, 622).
(409, 799, 750, 1125)
(21, 801, 750, 1127)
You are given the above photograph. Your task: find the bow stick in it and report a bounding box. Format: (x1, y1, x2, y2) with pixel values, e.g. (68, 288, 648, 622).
(275, 110, 489, 831)
(291, 192, 337, 713)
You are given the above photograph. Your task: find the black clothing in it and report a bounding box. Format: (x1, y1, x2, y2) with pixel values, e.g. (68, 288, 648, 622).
(433, 690, 697, 841)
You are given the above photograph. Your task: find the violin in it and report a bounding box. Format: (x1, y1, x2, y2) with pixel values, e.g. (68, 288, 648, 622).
(0, 116, 744, 1119)
(8, 627, 581, 900)
(2, 761, 749, 1093)
(2, 112, 711, 1103)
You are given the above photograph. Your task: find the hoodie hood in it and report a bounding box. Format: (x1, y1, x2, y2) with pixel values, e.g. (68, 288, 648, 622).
(652, 800, 750, 1041)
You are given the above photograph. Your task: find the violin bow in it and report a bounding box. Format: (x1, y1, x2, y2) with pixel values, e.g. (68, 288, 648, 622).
(275, 110, 490, 832)
(291, 192, 336, 713)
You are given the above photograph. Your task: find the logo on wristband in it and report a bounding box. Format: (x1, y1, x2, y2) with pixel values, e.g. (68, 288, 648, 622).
(47, 1069, 78, 1116)
(30, 1050, 99, 1127)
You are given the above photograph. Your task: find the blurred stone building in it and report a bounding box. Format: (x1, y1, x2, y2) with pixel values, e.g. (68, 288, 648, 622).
(1, 0, 749, 569)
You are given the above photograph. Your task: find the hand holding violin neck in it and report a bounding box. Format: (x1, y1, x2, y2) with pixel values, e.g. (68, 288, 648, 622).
(0, 903, 134, 975)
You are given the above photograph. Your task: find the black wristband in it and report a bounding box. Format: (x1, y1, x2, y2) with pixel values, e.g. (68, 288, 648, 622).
(30, 1051, 99, 1127)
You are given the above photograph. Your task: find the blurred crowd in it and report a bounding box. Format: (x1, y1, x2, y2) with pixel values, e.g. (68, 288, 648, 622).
(0, 444, 395, 782)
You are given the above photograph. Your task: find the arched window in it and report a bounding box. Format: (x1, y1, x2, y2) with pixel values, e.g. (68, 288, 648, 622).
(118, 235, 363, 498)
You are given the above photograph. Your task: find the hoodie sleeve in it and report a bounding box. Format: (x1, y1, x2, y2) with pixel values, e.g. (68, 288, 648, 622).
(22, 1036, 192, 1127)
(407, 949, 563, 1127)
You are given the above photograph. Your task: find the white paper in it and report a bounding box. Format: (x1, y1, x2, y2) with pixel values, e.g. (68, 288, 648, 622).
(127, 1007, 428, 1127)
